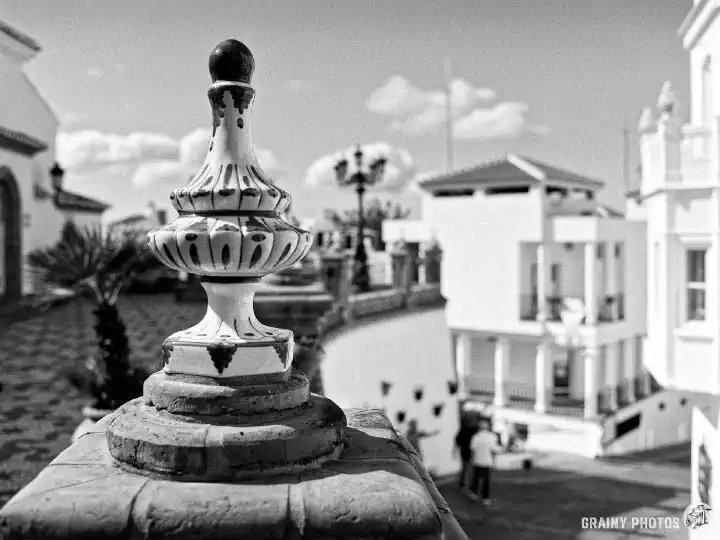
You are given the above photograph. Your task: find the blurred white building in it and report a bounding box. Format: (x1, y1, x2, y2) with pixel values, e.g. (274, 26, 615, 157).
(385, 155, 647, 457)
(0, 18, 108, 302)
(108, 201, 169, 236)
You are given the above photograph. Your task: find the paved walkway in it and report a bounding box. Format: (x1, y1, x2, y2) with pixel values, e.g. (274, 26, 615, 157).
(0, 294, 205, 506)
(438, 452, 691, 539)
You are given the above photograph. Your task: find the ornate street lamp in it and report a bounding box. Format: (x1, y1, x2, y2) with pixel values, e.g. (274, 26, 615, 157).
(49, 162, 65, 191)
(333, 145, 386, 293)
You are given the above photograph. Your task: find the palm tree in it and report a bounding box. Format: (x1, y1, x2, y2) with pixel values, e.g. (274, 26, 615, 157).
(323, 198, 411, 250)
(27, 222, 153, 409)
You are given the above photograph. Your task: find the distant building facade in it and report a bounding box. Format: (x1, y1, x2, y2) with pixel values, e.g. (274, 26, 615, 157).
(0, 18, 108, 302)
(385, 155, 648, 457)
(108, 202, 169, 236)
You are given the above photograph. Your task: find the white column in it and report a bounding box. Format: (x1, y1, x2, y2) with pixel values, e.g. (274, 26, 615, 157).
(455, 332, 472, 396)
(536, 243, 547, 321)
(606, 242, 617, 320)
(494, 337, 509, 407)
(584, 346, 599, 418)
(584, 242, 598, 325)
(535, 340, 549, 413)
(604, 344, 618, 410)
(623, 339, 636, 402)
(418, 256, 427, 285)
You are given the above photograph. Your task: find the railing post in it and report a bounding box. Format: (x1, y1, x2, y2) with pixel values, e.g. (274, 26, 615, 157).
(421, 237, 443, 285)
(584, 242, 598, 325)
(321, 251, 351, 307)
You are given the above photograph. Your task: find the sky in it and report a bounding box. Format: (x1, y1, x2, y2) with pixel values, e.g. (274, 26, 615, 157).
(5, 0, 693, 224)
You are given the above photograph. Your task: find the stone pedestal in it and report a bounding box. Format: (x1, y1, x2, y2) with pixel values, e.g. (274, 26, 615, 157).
(320, 251, 351, 303)
(0, 410, 448, 539)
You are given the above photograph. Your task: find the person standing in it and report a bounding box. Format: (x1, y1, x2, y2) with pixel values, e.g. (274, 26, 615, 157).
(405, 419, 440, 461)
(453, 415, 479, 490)
(466, 418, 502, 505)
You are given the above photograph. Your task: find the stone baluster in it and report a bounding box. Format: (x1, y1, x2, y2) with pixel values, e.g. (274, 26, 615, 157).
(0, 39, 463, 540)
(390, 237, 409, 289)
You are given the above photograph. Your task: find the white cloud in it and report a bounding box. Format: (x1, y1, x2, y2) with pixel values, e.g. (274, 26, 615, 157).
(453, 102, 550, 140)
(57, 130, 178, 171)
(304, 142, 417, 193)
(57, 127, 279, 188)
(366, 74, 548, 140)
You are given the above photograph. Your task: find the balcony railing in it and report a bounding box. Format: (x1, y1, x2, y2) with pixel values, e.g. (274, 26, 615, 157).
(520, 294, 625, 323)
(465, 376, 584, 418)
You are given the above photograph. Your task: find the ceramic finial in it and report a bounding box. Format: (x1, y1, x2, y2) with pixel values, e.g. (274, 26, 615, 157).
(146, 39, 312, 380)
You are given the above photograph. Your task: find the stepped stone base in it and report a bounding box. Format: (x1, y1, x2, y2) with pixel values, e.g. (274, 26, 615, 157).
(107, 371, 346, 481)
(0, 409, 453, 540)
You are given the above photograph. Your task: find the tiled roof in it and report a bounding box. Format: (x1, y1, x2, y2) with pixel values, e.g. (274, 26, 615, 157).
(108, 214, 148, 227)
(53, 189, 110, 214)
(0, 18, 41, 52)
(419, 154, 605, 190)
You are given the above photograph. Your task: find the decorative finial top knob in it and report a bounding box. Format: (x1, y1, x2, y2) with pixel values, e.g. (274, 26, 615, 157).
(209, 39, 255, 83)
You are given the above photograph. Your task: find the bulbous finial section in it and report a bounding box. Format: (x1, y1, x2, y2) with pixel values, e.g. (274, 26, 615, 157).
(209, 39, 255, 83)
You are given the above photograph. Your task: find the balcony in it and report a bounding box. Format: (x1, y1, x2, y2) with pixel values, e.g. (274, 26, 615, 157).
(519, 293, 625, 323)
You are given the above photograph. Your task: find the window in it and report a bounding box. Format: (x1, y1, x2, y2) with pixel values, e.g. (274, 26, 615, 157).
(686, 249, 707, 321)
(434, 189, 474, 197)
(485, 185, 530, 196)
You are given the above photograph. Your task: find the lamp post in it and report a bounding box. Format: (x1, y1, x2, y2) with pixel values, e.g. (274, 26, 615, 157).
(334, 145, 386, 293)
(49, 162, 64, 191)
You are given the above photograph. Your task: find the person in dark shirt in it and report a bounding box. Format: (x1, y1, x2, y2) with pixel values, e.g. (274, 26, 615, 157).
(453, 416, 479, 490)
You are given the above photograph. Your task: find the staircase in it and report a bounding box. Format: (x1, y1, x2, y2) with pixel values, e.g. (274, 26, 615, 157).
(600, 373, 719, 457)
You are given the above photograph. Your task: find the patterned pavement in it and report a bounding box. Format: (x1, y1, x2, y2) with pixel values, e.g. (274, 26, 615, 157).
(0, 294, 206, 507)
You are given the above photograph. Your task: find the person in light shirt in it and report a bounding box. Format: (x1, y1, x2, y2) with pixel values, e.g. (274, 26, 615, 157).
(465, 418, 503, 505)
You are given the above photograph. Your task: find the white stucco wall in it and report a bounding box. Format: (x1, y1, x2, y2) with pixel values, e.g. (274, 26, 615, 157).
(420, 188, 544, 335)
(689, 407, 720, 540)
(321, 307, 461, 477)
(0, 36, 64, 295)
(604, 390, 720, 456)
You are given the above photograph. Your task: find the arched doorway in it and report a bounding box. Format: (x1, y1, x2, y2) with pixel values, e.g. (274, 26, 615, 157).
(0, 167, 22, 303)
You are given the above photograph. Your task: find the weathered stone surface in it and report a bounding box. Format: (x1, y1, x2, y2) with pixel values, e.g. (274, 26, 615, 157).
(106, 395, 347, 481)
(0, 408, 456, 539)
(144, 370, 309, 415)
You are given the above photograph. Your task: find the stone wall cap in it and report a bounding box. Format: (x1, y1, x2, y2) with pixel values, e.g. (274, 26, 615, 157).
(0, 407, 452, 539)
